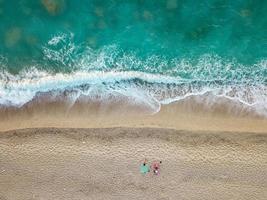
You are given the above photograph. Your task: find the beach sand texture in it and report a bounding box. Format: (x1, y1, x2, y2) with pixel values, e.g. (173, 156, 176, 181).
(1, 98, 267, 133)
(1, 128, 266, 200)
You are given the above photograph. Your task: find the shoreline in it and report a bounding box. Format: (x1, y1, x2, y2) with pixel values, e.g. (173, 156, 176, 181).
(0, 95, 267, 133)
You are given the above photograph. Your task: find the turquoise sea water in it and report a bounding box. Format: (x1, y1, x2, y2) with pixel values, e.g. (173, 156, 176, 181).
(0, 0, 266, 116)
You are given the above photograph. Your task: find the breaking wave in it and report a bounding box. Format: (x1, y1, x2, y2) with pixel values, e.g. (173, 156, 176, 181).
(0, 33, 266, 117)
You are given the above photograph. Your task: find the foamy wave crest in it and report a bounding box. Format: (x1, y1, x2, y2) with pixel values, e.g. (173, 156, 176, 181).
(0, 33, 266, 117)
(42, 33, 267, 85)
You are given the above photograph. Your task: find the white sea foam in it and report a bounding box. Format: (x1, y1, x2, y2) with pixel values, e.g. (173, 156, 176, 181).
(48, 33, 72, 46)
(0, 33, 266, 117)
(0, 70, 180, 106)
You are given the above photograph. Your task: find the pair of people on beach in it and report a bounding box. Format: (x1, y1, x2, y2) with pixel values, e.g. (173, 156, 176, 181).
(140, 159, 162, 175)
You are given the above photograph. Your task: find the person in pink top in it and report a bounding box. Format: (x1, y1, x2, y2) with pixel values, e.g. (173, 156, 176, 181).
(152, 161, 162, 175)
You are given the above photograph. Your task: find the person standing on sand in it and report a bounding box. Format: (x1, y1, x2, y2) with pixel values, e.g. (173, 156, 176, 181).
(140, 159, 150, 174)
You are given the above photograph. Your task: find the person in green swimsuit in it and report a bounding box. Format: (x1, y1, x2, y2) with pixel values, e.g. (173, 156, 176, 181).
(140, 159, 150, 174)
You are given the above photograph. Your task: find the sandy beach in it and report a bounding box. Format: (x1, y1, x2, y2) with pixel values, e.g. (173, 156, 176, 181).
(0, 127, 267, 200)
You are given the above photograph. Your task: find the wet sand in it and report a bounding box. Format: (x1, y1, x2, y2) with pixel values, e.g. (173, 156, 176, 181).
(1, 95, 267, 133)
(0, 128, 267, 200)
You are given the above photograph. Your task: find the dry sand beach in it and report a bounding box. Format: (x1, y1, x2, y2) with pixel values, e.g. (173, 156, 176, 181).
(0, 127, 267, 200)
(0, 99, 267, 200)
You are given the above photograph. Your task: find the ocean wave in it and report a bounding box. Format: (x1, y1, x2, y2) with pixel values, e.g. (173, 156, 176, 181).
(0, 33, 266, 117)
(41, 33, 267, 85)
